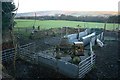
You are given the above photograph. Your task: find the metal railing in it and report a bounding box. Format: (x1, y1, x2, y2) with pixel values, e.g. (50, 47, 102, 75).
(18, 43, 96, 78)
(78, 54, 95, 78)
(2, 32, 100, 78)
(2, 48, 15, 63)
(2, 42, 35, 63)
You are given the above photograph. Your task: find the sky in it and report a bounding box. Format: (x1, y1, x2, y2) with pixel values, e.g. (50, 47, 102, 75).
(14, 0, 120, 13)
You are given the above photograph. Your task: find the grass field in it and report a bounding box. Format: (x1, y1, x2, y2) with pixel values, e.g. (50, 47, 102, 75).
(15, 19, 118, 30)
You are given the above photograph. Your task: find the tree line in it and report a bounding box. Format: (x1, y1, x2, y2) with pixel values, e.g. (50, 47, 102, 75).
(16, 14, 120, 23)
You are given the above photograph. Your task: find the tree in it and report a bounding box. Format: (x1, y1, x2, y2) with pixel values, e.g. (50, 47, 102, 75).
(2, 2, 16, 50)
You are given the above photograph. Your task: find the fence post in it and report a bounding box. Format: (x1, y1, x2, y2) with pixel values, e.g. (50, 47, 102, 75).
(78, 63, 80, 78)
(33, 42, 36, 52)
(103, 23, 106, 41)
(90, 42, 93, 65)
(61, 27, 62, 38)
(17, 27, 19, 32)
(101, 32, 104, 41)
(26, 28, 27, 33)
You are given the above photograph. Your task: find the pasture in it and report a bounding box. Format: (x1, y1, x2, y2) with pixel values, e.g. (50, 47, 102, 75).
(15, 19, 118, 30)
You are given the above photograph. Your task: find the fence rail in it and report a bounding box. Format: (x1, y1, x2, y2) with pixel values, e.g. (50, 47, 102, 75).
(18, 44, 96, 78)
(78, 54, 95, 78)
(2, 42, 35, 63)
(2, 48, 15, 63)
(2, 36, 96, 78)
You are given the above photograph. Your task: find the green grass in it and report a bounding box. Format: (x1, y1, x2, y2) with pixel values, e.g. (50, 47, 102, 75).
(15, 19, 118, 30)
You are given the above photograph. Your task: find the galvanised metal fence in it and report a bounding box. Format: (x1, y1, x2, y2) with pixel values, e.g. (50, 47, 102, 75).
(2, 32, 104, 78)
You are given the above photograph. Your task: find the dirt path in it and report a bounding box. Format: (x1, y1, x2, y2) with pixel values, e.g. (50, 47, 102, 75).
(85, 40, 119, 79)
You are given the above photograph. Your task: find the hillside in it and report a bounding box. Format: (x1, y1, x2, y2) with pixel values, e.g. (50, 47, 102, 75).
(15, 10, 118, 17)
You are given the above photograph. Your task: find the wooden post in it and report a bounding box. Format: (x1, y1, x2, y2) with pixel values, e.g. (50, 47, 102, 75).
(116, 24, 119, 40)
(33, 42, 36, 52)
(17, 27, 18, 32)
(0, 2, 2, 75)
(38, 26, 40, 30)
(84, 23, 86, 29)
(61, 27, 62, 38)
(113, 22, 115, 31)
(26, 28, 27, 33)
(118, 24, 120, 31)
(0, 1, 2, 55)
(65, 27, 68, 35)
(103, 22, 106, 41)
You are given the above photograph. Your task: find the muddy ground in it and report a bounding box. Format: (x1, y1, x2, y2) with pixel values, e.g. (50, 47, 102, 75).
(2, 28, 120, 79)
(84, 40, 119, 79)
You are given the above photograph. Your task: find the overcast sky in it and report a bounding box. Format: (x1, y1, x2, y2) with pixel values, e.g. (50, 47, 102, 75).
(14, 0, 120, 13)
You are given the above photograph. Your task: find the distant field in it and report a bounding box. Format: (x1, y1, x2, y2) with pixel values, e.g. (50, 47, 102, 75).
(15, 19, 118, 30)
